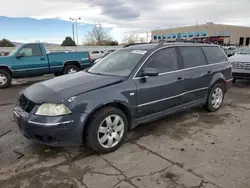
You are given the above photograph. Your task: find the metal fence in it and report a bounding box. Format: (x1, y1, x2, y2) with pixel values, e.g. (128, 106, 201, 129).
(0, 45, 123, 53)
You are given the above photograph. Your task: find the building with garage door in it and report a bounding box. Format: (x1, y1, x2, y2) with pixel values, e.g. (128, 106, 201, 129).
(151, 22, 250, 46)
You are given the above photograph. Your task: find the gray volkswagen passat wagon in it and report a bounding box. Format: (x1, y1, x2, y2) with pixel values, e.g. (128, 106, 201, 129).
(13, 42, 232, 153)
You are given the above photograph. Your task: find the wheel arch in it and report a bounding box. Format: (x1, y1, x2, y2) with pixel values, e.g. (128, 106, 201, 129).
(64, 61, 81, 69)
(82, 102, 133, 139)
(0, 66, 12, 76)
(209, 73, 226, 91)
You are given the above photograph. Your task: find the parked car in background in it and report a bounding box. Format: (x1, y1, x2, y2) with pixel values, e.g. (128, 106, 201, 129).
(93, 50, 115, 64)
(0, 43, 91, 88)
(222, 46, 237, 57)
(13, 42, 232, 153)
(89, 50, 105, 61)
(0, 51, 10, 56)
(229, 47, 250, 83)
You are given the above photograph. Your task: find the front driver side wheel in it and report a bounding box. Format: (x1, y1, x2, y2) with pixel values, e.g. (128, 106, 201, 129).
(86, 107, 128, 154)
(0, 69, 12, 89)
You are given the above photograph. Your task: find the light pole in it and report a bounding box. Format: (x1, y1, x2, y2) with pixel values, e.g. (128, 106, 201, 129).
(70, 17, 81, 45)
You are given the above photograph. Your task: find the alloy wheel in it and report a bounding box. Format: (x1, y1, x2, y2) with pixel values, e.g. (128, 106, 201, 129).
(211, 87, 223, 109)
(97, 115, 125, 149)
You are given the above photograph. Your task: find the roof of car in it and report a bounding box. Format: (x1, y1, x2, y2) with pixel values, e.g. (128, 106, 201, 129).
(124, 42, 218, 51)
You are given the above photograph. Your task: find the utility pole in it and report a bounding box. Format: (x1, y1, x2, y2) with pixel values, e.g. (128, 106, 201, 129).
(72, 22, 75, 41)
(70, 17, 81, 45)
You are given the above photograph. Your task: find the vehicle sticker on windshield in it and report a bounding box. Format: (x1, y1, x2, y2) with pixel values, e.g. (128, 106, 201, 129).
(131, 50, 147, 55)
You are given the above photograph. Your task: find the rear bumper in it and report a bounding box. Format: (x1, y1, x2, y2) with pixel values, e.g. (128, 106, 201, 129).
(13, 106, 88, 147)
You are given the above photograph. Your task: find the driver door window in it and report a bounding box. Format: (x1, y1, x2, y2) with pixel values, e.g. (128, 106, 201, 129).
(135, 47, 182, 118)
(142, 47, 179, 73)
(19, 44, 42, 57)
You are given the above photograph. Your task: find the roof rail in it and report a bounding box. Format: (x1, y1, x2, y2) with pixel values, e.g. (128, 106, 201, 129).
(123, 42, 154, 48)
(157, 39, 212, 45)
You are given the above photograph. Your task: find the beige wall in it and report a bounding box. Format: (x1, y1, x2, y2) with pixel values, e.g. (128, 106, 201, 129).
(152, 23, 250, 46)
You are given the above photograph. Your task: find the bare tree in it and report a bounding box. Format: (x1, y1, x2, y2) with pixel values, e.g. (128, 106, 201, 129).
(84, 25, 111, 46)
(122, 34, 139, 45)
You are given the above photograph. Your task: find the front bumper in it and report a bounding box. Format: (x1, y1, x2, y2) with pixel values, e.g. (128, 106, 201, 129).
(13, 106, 88, 147)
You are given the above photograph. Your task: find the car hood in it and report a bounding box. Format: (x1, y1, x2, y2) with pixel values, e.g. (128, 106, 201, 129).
(0, 56, 13, 65)
(229, 54, 250, 62)
(24, 71, 123, 104)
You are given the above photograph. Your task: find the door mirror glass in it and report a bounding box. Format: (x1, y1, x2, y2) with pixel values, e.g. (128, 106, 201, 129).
(141, 68, 159, 77)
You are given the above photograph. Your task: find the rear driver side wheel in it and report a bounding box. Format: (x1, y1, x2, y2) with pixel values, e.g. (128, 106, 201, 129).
(85, 107, 128, 154)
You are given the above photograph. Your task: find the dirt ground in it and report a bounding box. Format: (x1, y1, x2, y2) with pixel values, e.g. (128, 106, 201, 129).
(1, 76, 250, 188)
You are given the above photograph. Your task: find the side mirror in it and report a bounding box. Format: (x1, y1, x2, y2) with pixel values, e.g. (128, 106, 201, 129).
(16, 53, 24, 58)
(140, 68, 159, 77)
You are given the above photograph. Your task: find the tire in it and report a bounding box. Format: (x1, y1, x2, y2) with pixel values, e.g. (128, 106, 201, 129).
(205, 83, 225, 112)
(232, 78, 236, 84)
(0, 69, 12, 89)
(86, 107, 128, 154)
(63, 65, 80, 75)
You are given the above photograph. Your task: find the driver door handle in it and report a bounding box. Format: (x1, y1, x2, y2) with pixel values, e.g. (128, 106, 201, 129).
(177, 77, 184, 82)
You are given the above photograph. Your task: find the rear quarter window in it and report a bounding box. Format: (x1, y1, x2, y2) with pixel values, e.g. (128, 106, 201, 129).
(179, 46, 207, 68)
(202, 46, 228, 64)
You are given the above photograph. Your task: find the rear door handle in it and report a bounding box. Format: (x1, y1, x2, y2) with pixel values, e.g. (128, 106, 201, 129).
(207, 71, 212, 75)
(40, 58, 45, 60)
(177, 77, 184, 82)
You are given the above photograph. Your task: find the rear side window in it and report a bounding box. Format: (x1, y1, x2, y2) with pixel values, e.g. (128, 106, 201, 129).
(179, 47, 207, 68)
(202, 46, 227, 64)
(91, 51, 100, 54)
(143, 47, 179, 73)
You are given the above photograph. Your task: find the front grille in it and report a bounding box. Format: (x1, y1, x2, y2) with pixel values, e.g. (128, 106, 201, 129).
(232, 62, 250, 70)
(19, 94, 36, 113)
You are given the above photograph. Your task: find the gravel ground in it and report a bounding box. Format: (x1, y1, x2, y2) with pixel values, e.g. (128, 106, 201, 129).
(0, 76, 250, 188)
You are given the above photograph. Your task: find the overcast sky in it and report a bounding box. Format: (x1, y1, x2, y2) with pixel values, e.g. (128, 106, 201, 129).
(1, 0, 250, 43)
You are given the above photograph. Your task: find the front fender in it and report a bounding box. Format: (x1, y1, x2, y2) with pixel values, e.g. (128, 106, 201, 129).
(0, 56, 14, 70)
(71, 82, 136, 117)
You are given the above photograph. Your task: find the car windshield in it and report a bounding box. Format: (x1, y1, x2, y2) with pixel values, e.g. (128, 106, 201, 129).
(88, 49, 147, 76)
(241, 47, 250, 54)
(8, 47, 19, 56)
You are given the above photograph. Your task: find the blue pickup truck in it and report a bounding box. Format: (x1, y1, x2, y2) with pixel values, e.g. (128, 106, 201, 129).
(0, 43, 92, 88)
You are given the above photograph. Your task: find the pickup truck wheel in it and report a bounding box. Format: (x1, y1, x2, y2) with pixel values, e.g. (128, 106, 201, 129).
(0, 70, 12, 89)
(86, 107, 128, 154)
(63, 65, 80, 75)
(205, 83, 225, 112)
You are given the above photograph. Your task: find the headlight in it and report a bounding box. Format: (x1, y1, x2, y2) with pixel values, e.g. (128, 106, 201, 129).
(35, 103, 72, 116)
